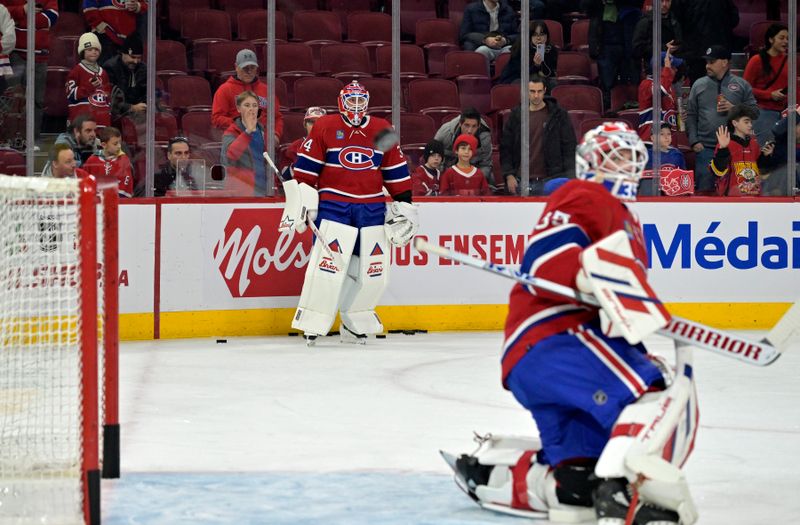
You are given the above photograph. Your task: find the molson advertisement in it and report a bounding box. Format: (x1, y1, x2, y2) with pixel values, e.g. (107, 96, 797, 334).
(120, 200, 799, 339)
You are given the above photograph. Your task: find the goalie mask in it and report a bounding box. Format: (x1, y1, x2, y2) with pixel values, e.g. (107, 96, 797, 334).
(338, 81, 369, 127)
(575, 122, 649, 201)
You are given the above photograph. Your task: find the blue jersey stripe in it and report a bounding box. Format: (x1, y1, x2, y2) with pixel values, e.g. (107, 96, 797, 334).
(520, 224, 591, 274)
(294, 155, 323, 176)
(381, 164, 410, 181)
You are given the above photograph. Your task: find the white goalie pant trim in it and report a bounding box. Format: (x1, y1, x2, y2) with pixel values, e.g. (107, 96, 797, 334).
(467, 435, 595, 523)
(291, 219, 357, 336)
(338, 225, 389, 335)
(595, 347, 700, 525)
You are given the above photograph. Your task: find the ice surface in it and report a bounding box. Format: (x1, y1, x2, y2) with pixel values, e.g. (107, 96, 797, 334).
(103, 331, 800, 524)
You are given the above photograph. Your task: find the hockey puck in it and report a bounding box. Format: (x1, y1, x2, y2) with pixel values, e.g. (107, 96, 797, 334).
(288, 332, 299, 337)
(376, 334, 386, 339)
(216, 339, 227, 344)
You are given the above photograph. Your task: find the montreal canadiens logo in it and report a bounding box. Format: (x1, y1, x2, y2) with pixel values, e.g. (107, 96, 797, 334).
(90, 91, 109, 108)
(338, 146, 375, 170)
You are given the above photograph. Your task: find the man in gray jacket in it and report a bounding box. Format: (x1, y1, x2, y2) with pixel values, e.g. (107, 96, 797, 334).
(686, 45, 759, 194)
(434, 107, 494, 187)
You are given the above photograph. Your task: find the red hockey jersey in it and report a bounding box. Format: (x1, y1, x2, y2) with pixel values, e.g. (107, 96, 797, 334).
(82, 0, 147, 45)
(412, 165, 440, 196)
(439, 165, 490, 196)
(501, 179, 649, 385)
(66, 62, 112, 126)
(83, 152, 134, 197)
(292, 114, 410, 203)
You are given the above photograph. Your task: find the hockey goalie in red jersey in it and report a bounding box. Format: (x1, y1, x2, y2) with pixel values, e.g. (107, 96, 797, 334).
(281, 80, 418, 345)
(443, 122, 700, 525)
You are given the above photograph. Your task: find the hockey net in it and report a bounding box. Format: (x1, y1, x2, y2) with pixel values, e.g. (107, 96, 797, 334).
(0, 175, 119, 525)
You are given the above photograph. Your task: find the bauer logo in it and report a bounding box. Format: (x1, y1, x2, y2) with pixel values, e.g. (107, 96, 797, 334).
(367, 261, 383, 277)
(338, 146, 375, 170)
(644, 221, 800, 270)
(213, 208, 311, 297)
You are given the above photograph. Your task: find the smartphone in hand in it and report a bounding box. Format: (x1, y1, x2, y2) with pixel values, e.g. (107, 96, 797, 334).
(536, 43, 546, 57)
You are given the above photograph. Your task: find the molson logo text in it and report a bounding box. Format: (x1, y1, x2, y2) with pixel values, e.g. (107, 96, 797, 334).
(645, 221, 800, 270)
(212, 208, 311, 297)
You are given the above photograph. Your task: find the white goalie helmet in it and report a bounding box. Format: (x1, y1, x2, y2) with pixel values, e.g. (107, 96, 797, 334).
(575, 122, 649, 201)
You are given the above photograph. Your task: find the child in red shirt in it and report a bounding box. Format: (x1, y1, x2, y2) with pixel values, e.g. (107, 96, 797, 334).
(66, 33, 112, 127)
(411, 140, 444, 196)
(440, 134, 490, 196)
(711, 105, 775, 196)
(83, 126, 134, 197)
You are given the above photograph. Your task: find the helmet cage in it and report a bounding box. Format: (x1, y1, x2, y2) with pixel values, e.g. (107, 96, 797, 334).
(339, 81, 369, 127)
(575, 122, 649, 201)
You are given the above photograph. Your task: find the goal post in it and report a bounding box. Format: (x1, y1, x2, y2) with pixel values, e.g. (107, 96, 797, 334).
(0, 174, 119, 525)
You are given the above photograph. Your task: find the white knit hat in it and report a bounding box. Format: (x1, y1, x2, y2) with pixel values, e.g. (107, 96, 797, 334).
(78, 32, 102, 54)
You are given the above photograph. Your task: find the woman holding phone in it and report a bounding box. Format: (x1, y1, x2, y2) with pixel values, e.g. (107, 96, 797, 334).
(744, 23, 789, 144)
(498, 20, 558, 90)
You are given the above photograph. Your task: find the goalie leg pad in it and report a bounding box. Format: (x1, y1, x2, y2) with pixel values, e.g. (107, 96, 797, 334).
(338, 225, 390, 335)
(291, 219, 357, 336)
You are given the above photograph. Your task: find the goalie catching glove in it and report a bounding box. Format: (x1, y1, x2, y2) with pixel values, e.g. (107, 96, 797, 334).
(384, 201, 419, 247)
(279, 180, 318, 233)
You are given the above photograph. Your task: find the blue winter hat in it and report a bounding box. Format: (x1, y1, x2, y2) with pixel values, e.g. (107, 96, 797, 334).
(650, 51, 683, 70)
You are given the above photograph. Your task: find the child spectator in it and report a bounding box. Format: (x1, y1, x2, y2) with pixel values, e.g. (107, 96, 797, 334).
(412, 140, 444, 196)
(638, 51, 684, 141)
(83, 126, 134, 198)
(646, 122, 686, 169)
(711, 105, 774, 196)
(475, 31, 511, 70)
(66, 33, 112, 127)
(281, 106, 325, 180)
(440, 134, 490, 196)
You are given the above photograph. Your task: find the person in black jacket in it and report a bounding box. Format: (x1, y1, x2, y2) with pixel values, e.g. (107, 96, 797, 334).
(631, 0, 684, 63)
(154, 136, 191, 197)
(459, 0, 519, 51)
(498, 20, 558, 90)
(670, 0, 739, 82)
(500, 75, 576, 195)
(103, 32, 146, 122)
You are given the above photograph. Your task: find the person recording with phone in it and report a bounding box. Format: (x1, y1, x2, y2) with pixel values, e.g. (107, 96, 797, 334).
(498, 20, 557, 90)
(743, 23, 789, 145)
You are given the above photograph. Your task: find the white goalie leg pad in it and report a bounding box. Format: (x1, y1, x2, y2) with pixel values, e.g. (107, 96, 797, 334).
(279, 179, 319, 233)
(595, 348, 700, 524)
(459, 435, 595, 522)
(291, 219, 357, 336)
(338, 225, 390, 335)
(577, 230, 671, 345)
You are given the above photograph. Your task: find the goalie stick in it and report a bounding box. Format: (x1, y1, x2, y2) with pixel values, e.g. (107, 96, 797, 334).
(263, 151, 340, 265)
(414, 238, 794, 367)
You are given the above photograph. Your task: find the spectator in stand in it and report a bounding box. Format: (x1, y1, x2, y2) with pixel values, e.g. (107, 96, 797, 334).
(0, 5, 15, 94)
(44, 143, 89, 178)
(281, 106, 325, 180)
(103, 32, 146, 123)
(710, 104, 773, 196)
(212, 49, 283, 142)
(411, 140, 444, 196)
(637, 51, 685, 141)
(498, 21, 558, 90)
(475, 31, 512, 70)
(459, 0, 519, 52)
(53, 114, 100, 167)
(582, 0, 642, 111)
(760, 106, 800, 196)
(83, 0, 147, 64)
(440, 134, 490, 196)
(5, 0, 57, 150)
(221, 90, 269, 196)
(154, 136, 191, 197)
(645, 122, 686, 169)
(433, 107, 493, 186)
(670, 0, 738, 83)
(67, 33, 112, 128)
(83, 126, 134, 198)
(631, 0, 683, 65)
(500, 76, 576, 195)
(686, 45, 759, 194)
(743, 23, 789, 146)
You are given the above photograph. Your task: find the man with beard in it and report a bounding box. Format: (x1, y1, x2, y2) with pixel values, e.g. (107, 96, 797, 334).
(103, 33, 146, 121)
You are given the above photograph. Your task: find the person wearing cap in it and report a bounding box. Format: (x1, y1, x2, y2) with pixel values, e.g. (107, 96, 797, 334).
(685, 44, 759, 194)
(5, 0, 58, 148)
(412, 140, 444, 196)
(280, 106, 325, 181)
(83, 0, 147, 64)
(103, 32, 146, 121)
(439, 133, 490, 196)
(66, 32, 112, 127)
(637, 51, 685, 141)
(211, 48, 283, 141)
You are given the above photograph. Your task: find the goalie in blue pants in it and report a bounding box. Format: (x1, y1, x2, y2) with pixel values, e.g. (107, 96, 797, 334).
(443, 123, 699, 524)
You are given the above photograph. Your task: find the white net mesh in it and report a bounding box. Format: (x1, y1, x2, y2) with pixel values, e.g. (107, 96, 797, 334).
(0, 176, 85, 524)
